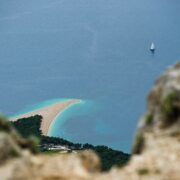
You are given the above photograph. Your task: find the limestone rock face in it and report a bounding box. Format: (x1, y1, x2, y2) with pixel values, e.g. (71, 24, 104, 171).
(0, 116, 100, 180)
(1, 63, 180, 180)
(0, 152, 98, 180)
(2, 152, 101, 180)
(100, 62, 180, 180)
(0, 117, 24, 164)
(0, 133, 21, 164)
(133, 63, 180, 154)
(141, 63, 180, 133)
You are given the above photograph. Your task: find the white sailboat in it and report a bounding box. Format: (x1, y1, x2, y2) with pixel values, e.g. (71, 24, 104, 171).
(150, 42, 155, 52)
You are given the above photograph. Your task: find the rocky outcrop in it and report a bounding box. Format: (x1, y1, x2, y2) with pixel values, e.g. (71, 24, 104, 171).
(0, 116, 100, 180)
(0, 116, 30, 165)
(1, 63, 180, 179)
(133, 63, 180, 154)
(0, 150, 100, 180)
(99, 62, 180, 180)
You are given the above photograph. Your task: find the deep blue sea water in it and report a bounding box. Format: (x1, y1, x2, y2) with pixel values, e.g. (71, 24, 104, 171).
(1, 0, 180, 152)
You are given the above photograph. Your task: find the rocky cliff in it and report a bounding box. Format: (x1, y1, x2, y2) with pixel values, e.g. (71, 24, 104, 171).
(98, 63, 180, 180)
(1, 63, 180, 180)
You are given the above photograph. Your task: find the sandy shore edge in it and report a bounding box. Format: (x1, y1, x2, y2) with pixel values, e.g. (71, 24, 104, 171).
(10, 99, 81, 135)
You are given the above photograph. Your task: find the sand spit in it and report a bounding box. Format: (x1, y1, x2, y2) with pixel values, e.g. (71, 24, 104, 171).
(10, 99, 81, 135)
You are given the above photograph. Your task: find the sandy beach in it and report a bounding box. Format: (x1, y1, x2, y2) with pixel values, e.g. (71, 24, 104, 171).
(10, 99, 81, 136)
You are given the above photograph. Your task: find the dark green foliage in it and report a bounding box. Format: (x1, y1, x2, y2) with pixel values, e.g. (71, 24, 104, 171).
(12, 115, 130, 171)
(145, 113, 153, 125)
(0, 115, 13, 133)
(132, 133, 145, 154)
(9, 147, 21, 158)
(0, 116, 39, 155)
(14, 135, 40, 155)
(12, 115, 42, 138)
(81, 144, 129, 171)
(40, 136, 81, 149)
(40, 138, 130, 171)
(82, 143, 94, 149)
(161, 92, 179, 116)
(11, 115, 42, 154)
(27, 136, 40, 154)
(161, 92, 180, 127)
(91, 145, 130, 171)
(137, 168, 149, 175)
(41, 140, 130, 171)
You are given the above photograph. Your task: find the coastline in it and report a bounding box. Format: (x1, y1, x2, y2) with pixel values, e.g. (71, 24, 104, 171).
(47, 100, 83, 136)
(10, 99, 81, 136)
(48, 100, 96, 139)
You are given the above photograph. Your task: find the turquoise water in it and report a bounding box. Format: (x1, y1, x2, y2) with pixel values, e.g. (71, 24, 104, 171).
(1, 0, 180, 152)
(9, 98, 98, 142)
(48, 100, 97, 139)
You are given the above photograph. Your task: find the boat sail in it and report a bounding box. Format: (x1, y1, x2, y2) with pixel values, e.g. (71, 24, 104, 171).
(150, 42, 155, 52)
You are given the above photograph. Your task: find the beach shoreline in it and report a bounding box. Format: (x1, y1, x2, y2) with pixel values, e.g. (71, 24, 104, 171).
(10, 99, 81, 136)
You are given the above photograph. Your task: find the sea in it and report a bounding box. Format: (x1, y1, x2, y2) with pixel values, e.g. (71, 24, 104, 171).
(1, 0, 180, 152)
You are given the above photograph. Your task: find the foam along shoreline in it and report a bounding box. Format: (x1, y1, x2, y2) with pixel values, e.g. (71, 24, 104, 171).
(10, 99, 81, 136)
